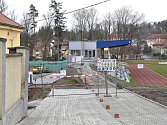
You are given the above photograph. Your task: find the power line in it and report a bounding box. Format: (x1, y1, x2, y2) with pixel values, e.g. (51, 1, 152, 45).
(32, 0, 110, 23)
(64, 0, 110, 15)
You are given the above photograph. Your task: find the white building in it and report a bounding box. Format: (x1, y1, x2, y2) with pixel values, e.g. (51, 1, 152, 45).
(68, 40, 131, 62)
(69, 41, 97, 59)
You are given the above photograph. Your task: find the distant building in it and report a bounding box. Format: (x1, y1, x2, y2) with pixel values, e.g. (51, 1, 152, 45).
(0, 13, 24, 53)
(146, 34, 167, 48)
(152, 41, 167, 55)
(69, 41, 97, 59)
(68, 40, 131, 62)
(61, 40, 69, 59)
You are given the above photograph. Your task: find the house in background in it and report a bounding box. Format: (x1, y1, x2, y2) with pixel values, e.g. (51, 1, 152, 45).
(152, 41, 167, 55)
(49, 40, 69, 61)
(145, 34, 167, 55)
(29, 40, 69, 61)
(146, 34, 167, 48)
(61, 40, 69, 59)
(0, 13, 24, 53)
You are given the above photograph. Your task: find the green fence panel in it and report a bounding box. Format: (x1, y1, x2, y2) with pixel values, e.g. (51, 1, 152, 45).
(29, 60, 67, 71)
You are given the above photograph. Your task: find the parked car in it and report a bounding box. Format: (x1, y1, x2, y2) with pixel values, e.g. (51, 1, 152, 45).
(32, 66, 41, 74)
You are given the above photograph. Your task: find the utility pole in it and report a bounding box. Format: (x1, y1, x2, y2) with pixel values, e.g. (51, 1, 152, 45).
(97, 74, 100, 95)
(40, 63, 44, 97)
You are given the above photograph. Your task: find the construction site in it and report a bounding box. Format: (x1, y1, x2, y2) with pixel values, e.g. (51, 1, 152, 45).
(18, 60, 167, 125)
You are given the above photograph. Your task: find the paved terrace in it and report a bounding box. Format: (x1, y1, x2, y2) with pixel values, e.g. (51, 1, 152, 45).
(18, 88, 167, 125)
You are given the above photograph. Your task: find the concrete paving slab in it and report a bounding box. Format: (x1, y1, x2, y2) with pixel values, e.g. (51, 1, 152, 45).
(18, 89, 121, 125)
(97, 88, 167, 125)
(18, 89, 167, 125)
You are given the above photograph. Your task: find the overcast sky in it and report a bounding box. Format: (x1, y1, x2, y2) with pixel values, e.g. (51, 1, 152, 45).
(5, 0, 167, 29)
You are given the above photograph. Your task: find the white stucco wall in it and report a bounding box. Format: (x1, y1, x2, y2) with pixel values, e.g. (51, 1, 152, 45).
(69, 41, 82, 50)
(83, 42, 96, 50)
(69, 41, 96, 50)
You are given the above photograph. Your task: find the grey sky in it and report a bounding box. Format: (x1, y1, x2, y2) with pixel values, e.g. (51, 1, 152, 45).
(5, 0, 167, 29)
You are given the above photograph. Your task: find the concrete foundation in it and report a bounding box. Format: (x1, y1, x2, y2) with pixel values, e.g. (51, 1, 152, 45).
(5, 100, 24, 125)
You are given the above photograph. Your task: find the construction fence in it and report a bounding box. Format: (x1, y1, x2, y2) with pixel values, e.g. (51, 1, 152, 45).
(29, 60, 67, 72)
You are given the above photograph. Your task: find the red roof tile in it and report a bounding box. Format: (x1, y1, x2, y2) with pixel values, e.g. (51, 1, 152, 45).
(148, 34, 167, 39)
(152, 42, 165, 46)
(0, 12, 23, 29)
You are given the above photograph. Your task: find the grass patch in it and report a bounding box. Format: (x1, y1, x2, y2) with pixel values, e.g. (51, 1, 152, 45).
(146, 64, 167, 78)
(64, 78, 78, 84)
(126, 59, 167, 65)
(129, 74, 137, 87)
(126, 59, 167, 84)
(126, 59, 167, 78)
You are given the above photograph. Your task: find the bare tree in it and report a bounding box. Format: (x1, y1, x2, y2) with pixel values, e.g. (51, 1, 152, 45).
(43, 13, 53, 27)
(37, 26, 53, 60)
(0, 1, 18, 21)
(103, 12, 113, 40)
(21, 11, 38, 60)
(37, 13, 53, 60)
(8, 10, 18, 21)
(93, 22, 105, 40)
(114, 7, 144, 39)
(86, 7, 98, 41)
(112, 6, 144, 59)
(0, 0, 8, 13)
(72, 9, 88, 40)
(21, 12, 31, 34)
(20, 12, 31, 46)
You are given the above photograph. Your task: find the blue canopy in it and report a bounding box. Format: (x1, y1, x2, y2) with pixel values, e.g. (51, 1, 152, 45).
(96, 40, 131, 48)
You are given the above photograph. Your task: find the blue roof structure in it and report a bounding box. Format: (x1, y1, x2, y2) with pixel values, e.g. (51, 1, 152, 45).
(96, 40, 131, 48)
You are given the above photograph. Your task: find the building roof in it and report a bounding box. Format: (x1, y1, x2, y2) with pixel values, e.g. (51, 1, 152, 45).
(147, 34, 167, 39)
(152, 42, 165, 46)
(97, 40, 131, 48)
(108, 34, 129, 40)
(0, 12, 24, 29)
(62, 40, 69, 46)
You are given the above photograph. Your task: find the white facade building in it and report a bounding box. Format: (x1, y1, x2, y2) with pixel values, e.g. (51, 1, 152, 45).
(69, 41, 97, 59)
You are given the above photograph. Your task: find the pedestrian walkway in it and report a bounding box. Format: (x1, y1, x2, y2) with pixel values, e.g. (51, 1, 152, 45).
(18, 89, 121, 125)
(24, 62, 167, 125)
(97, 89, 167, 125)
(18, 89, 167, 125)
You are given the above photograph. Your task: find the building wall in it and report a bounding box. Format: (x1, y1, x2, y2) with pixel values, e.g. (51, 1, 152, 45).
(0, 25, 22, 53)
(69, 41, 96, 50)
(5, 55, 22, 112)
(69, 41, 97, 58)
(0, 38, 6, 121)
(0, 37, 29, 125)
(61, 45, 69, 58)
(161, 48, 167, 54)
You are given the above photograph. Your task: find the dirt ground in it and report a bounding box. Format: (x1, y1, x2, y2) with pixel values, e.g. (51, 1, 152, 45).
(28, 66, 86, 101)
(28, 87, 51, 101)
(126, 87, 167, 106)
